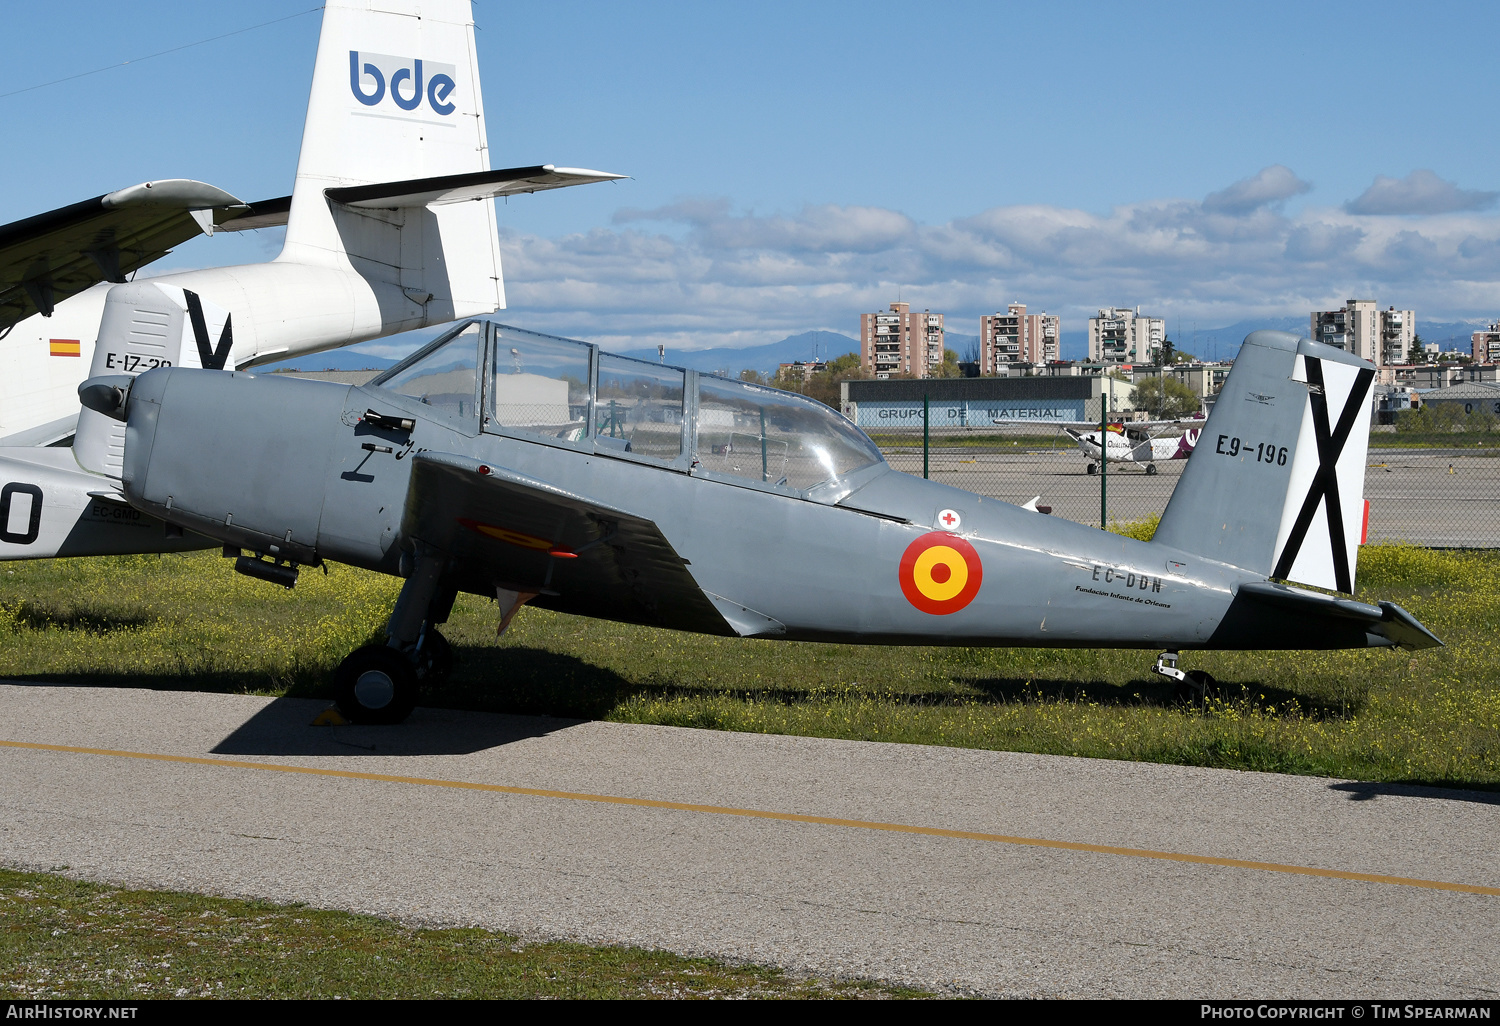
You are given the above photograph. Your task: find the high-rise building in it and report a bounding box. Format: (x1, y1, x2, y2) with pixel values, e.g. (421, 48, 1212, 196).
(1310, 301, 1414, 366)
(860, 302, 944, 378)
(979, 303, 1059, 374)
(1472, 323, 1500, 364)
(1087, 307, 1164, 363)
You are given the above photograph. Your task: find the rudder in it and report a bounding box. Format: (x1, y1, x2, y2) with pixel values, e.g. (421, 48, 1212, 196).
(1154, 330, 1375, 593)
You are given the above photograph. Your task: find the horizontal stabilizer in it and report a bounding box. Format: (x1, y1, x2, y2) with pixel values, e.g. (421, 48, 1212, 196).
(326, 165, 627, 209)
(218, 195, 292, 232)
(1235, 581, 1442, 649)
(403, 452, 732, 635)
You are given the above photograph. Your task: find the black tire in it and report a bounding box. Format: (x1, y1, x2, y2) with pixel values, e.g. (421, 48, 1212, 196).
(419, 627, 454, 680)
(1145, 463, 1159, 476)
(1086, 463, 1097, 475)
(333, 645, 418, 724)
(1176, 669, 1216, 705)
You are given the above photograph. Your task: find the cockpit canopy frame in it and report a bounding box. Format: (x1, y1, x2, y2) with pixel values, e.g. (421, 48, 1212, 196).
(367, 320, 887, 504)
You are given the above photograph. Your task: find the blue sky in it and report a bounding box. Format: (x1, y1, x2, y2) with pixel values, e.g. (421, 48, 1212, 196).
(6, 1, 1500, 353)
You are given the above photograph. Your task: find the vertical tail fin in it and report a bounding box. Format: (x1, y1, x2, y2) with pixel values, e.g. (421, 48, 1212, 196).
(278, 0, 503, 323)
(74, 282, 234, 479)
(1153, 330, 1375, 593)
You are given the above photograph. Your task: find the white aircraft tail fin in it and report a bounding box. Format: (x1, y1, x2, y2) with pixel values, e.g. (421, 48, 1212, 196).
(1154, 331, 1376, 594)
(279, 0, 503, 322)
(74, 282, 233, 479)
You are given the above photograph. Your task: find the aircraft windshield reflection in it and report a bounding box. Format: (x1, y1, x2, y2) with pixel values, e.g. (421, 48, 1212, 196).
(369, 320, 885, 500)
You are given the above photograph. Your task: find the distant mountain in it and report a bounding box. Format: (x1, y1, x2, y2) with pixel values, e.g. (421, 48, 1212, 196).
(611, 330, 859, 376)
(254, 314, 1490, 377)
(1180, 317, 1485, 361)
(256, 347, 398, 372)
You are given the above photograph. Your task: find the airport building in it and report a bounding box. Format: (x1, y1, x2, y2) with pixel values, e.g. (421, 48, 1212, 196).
(1087, 307, 1165, 364)
(1417, 382, 1500, 418)
(1472, 323, 1500, 364)
(859, 302, 945, 379)
(979, 304, 1060, 373)
(841, 374, 1132, 430)
(1310, 300, 1414, 366)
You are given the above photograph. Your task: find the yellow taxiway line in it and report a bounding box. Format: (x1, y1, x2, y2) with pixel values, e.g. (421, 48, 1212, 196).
(4, 738, 1497, 898)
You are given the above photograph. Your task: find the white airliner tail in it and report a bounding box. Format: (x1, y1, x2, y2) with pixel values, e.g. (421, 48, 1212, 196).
(279, 0, 503, 323)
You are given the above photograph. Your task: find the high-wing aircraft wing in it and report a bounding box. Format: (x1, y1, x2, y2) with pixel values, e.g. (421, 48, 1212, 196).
(0, 180, 294, 330)
(402, 452, 736, 637)
(0, 165, 618, 333)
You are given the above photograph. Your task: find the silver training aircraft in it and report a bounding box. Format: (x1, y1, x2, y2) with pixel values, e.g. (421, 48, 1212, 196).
(58, 320, 1439, 723)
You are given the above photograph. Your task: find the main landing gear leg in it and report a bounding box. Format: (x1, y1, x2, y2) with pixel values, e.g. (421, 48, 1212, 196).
(333, 547, 454, 724)
(1152, 651, 1215, 705)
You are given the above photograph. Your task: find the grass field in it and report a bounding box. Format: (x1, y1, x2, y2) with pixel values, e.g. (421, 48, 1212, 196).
(0, 540, 1496, 790)
(0, 868, 920, 1000)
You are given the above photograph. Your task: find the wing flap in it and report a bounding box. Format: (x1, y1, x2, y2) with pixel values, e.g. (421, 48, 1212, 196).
(403, 452, 733, 636)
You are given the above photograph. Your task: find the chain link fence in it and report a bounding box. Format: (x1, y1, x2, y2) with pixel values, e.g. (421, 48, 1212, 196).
(874, 423, 1500, 548)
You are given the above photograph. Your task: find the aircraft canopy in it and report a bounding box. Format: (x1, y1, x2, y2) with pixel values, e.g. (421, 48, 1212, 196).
(368, 321, 884, 501)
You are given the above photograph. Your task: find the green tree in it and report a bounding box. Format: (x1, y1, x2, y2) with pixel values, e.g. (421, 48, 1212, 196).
(773, 350, 870, 410)
(932, 348, 963, 378)
(1129, 376, 1201, 419)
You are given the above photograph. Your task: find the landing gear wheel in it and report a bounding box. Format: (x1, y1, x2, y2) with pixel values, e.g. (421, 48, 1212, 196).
(333, 645, 418, 724)
(418, 627, 453, 681)
(1175, 669, 1216, 705)
(1086, 462, 1097, 475)
(1145, 463, 1158, 476)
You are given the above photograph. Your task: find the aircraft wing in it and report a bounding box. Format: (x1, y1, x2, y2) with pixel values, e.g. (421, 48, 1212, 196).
(402, 452, 736, 636)
(0, 180, 288, 330)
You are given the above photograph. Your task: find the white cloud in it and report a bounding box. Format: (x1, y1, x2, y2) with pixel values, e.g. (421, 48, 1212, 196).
(499, 178, 1500, 351)
(1346, 170, 1498, 216)
(1202, 165, 1312, 215)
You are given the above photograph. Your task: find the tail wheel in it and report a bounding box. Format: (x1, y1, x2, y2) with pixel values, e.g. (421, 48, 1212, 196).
(333, 645, 419, 724)
(1176, 669, 1216, 705)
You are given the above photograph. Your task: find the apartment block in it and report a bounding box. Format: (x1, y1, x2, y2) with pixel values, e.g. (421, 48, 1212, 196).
(860, 302, 945, 378)
(1472, 323, 1500, 364)
(1310, 300, 1414, 366)
(979, 303, 1059, 374)
(1087, 307, 1165, 363)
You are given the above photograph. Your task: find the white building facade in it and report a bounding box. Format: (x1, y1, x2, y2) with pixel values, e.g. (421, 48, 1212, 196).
(1087, 307, 1165, 364)
(1310, 300, 1414, 366)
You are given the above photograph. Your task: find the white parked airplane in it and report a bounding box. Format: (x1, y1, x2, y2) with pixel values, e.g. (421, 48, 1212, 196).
(1065, 422, 1202, 475)
(0, 0, 623, 449)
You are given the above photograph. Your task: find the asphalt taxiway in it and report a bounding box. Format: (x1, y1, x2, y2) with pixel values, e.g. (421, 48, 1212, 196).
(2, 683, 1497, 998)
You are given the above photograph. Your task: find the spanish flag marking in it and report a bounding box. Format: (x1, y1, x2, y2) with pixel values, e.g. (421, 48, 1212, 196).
(456, 518, 553, 552)
(49, 339, 81, 357)
(899, 532, 983, 615)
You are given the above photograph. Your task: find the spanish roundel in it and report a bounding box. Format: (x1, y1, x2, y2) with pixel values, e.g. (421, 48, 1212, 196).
(899, 532, 983, 615)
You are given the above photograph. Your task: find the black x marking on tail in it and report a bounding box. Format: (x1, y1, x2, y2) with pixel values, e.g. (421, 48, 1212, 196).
(184, 289, 233, 370)
(1271, 357, 1375, 593)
